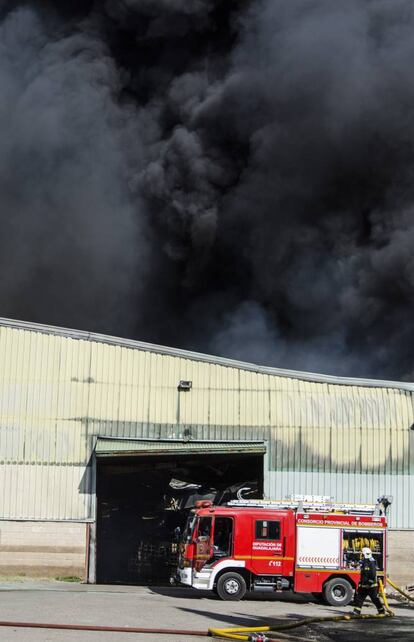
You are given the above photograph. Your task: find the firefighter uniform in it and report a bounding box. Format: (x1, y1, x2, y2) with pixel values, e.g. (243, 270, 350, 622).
(352, 547, 385, 615)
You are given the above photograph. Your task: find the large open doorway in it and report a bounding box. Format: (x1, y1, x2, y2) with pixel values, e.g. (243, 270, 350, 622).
(96, 442, 264, 585)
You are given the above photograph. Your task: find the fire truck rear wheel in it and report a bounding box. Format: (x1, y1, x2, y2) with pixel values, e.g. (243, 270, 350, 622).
(216, 572, 247, 601)
(323, 578, 353, 606)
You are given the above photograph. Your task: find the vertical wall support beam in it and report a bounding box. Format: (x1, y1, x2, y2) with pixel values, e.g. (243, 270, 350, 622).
(87, 451, 97, 583)
(87, 522, 97, 584)
(263, 440, 270, 499)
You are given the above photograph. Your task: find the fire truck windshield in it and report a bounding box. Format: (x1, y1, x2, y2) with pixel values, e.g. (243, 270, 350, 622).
(182, 514, 197, 543)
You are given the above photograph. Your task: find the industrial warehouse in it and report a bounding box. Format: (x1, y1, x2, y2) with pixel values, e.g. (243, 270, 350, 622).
(0, 317, 412, 586)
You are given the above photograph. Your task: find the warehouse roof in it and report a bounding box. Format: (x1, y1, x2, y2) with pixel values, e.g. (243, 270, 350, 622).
(0, 316, 413, 393)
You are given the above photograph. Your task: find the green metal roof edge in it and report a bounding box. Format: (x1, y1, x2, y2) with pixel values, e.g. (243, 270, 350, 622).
(95, 437, 266, 456)
(0, 316, 412, 392)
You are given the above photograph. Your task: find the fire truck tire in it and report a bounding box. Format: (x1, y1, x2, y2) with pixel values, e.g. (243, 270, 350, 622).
(323, 578, 353, 606)
(216, 572, 247, 601)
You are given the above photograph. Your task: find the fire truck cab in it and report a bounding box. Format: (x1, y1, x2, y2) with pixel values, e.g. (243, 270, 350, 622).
(173, 495, 389, 605)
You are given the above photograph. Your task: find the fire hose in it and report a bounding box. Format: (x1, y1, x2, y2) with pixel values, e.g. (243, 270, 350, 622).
(0, 621, 209, 636)
(386, 577, 414, 602)
(208, 610, 391, 641)
(208, 579, 396, 641)
(208, 611, 394, 641)
(0, 577, 407, 640)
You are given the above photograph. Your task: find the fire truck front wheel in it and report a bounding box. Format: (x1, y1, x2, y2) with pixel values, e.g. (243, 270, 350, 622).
(216, 572, 247, 601)
(323, 577, 354, 607)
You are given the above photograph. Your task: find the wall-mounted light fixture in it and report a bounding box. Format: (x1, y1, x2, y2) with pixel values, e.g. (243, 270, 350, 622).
(178, 380, 192, 391)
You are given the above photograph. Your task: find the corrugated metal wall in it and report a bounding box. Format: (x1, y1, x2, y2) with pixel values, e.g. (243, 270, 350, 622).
(0, 323, 413, 526)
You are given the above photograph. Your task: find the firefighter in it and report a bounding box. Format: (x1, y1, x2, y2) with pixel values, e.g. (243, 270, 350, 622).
(352, 547, 385, 615)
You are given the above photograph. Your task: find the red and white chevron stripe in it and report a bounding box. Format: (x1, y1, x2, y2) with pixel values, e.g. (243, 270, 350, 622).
(298, 555, 339, 565)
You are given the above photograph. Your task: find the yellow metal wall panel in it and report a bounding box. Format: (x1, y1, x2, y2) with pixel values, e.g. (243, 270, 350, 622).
(402, 390, 413, 429)
(58, 337, 91, 420)
(121, 348, 141, 429)
(0, 321, 412, 524)
(188, 360, 211, 428)
(22, 419, 52, 463)
(242, 371, 269, 428)
(179, 388, 206, 427)
(0, 464, 88, 520)
(55, 420, 86, 464)
(147, 352, 167, 433)
(207, 364, 231, 426)
(331, 426, 355, 471)
(320, 388, 331, 429)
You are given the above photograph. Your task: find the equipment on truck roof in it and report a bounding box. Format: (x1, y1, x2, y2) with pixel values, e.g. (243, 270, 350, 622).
(226, 494, 393, 515)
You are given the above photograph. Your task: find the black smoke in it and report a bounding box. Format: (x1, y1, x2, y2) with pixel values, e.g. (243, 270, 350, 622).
(1, 0, 414, 380)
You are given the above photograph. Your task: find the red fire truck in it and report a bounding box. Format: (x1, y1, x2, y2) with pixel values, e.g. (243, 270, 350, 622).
(173, 495, 390, 605)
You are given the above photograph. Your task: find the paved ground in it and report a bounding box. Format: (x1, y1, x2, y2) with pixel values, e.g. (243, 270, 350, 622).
(0, 581, 412, 641)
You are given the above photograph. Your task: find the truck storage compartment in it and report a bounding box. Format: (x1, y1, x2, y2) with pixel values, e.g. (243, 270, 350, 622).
(342, 529, 384, 571)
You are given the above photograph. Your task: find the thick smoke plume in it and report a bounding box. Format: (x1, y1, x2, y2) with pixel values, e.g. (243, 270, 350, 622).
(1, 0, 414, 380)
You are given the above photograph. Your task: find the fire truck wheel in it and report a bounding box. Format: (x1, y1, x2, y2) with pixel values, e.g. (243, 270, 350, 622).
(216, 572, 247, 601)
(323, 578, 353, 606)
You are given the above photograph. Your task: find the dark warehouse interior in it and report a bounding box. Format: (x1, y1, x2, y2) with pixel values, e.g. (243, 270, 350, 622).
(96, 453, 263, 585)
